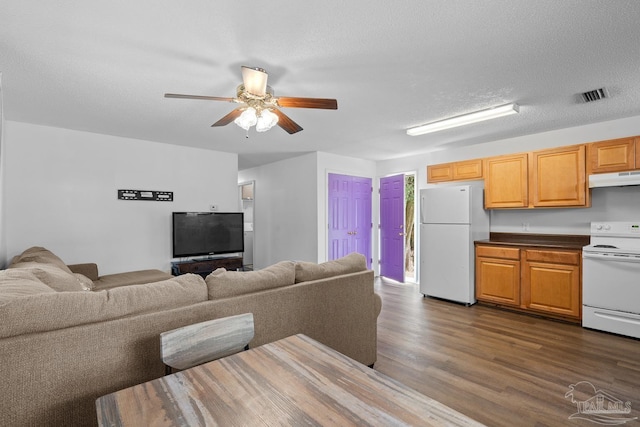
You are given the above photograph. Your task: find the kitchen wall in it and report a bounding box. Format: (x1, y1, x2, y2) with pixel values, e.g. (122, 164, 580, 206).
(378, 114, 640, 235)
(3, 121, 238, 273)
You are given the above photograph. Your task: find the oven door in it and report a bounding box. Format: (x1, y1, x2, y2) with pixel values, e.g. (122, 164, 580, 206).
(582, 251, 640, 314)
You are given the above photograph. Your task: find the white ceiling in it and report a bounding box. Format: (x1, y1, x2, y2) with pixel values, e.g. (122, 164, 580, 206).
(2, 1, 640, 170)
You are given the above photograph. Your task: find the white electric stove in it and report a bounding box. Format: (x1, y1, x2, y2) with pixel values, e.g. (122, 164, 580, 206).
(582, 221, 640, 339)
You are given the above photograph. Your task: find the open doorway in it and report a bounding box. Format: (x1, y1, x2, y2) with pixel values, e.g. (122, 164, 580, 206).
(238, 181, 254, 271)
(404, 173, 416, 282)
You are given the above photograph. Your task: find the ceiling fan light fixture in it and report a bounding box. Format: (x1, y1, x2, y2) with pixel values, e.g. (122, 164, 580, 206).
(234, 107, 258, 130)
(256, 109, 279, 132)
(406, 103, 520, 136)
(241, 66, 268, 97)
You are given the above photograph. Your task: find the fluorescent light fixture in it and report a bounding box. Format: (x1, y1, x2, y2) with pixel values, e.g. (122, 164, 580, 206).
(406, 103, 519, 136)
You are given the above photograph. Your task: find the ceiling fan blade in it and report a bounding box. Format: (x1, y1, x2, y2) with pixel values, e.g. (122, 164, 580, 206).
(211, 108, 243, 127)
(276, 97, 338, 110)
(272, 109, 303, 134)
(165, 93, 235, 102)
(241, 66, 268, 97)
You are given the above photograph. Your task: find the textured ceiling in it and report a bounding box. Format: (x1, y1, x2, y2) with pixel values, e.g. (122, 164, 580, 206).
(2, 1, 640, 170)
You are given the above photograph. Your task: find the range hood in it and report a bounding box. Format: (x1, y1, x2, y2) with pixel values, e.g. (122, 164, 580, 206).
(589, 171, 640, 188)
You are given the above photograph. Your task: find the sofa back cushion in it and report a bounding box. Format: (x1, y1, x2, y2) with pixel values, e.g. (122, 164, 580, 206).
(0, 269, 56, 305)
(295, 252, 367, 283)
(0, 274, 208, 338)
(206, 261, 295, 299)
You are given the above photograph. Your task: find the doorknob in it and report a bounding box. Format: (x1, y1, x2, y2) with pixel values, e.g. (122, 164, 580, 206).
(398, 232, 405, 236)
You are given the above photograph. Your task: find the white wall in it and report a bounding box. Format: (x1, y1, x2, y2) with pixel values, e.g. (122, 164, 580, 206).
(379, 114, 640, 235)
(4, 121, 238, 273)
(239, 153, 319, 269)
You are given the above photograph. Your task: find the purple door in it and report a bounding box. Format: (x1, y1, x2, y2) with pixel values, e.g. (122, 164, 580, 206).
(328, 173, 372, 268)
(380, 174, 405, 282)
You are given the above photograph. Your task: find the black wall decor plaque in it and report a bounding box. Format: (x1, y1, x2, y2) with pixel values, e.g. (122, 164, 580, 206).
(118, 189, 173, 202)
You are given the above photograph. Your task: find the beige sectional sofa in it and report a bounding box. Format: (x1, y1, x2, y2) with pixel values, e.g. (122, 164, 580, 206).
(0, 247, 381, 427)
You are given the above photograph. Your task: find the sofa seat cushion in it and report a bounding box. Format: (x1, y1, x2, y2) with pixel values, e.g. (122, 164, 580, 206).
(0, 269, 56, 304)
(92, 269, 174, 291)
(206, 261, 295, 299)
(295, 252, 367, 283)
(0, 273, 208, 338)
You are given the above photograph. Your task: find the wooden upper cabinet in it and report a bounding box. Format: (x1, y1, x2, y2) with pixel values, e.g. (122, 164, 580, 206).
(530, 144, 588, 207)
(587, 137, 637, 174)
(452, 159, 483, 181)
(484, 153, 529, 208)
(427, 163, 454, 182)
(427, 159, 483, 183)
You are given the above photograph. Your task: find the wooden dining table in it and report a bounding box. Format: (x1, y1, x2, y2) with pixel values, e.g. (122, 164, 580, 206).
(96, 334, 485, 426)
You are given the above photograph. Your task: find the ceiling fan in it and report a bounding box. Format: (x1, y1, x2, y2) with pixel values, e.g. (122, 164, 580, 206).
(165, 66, 338, 135)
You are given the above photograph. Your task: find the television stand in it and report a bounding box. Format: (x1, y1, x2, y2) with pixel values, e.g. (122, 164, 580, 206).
(171, 256, 244, 278)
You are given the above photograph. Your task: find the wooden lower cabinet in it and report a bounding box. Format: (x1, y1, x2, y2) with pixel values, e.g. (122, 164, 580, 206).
(522, 249, 581, 319)
(475, 246, 521, 306)
(475, 244, 582, 321)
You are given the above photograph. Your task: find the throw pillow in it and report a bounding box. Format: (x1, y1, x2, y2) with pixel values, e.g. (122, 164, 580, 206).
(205, 261, 295, 299)
(74, 273, 95, 291)
(294, 252, 367, 283)
(9, 246, 74, 274)
(0, 269, 56, 305)
(8, 262, 86, 292)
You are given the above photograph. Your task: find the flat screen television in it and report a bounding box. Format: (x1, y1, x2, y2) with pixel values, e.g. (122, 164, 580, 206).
(172, 212, 244, 258)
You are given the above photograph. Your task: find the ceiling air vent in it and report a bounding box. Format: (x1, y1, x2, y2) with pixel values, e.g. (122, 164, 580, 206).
(581, 87, 608, 103)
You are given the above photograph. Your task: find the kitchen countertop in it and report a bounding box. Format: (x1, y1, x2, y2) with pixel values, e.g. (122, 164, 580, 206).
(475, 232, 590, 250)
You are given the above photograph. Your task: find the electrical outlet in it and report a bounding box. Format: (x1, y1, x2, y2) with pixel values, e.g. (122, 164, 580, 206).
(209, 204, 218, 211)
(522, 222, 530, 231)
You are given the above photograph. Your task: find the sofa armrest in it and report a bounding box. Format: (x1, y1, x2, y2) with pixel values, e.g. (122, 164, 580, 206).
(67, 263, 99, 281)
(374, 292, 382, 318)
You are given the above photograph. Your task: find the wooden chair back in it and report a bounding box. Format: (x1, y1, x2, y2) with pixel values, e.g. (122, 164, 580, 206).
(160, 313, 254, 373)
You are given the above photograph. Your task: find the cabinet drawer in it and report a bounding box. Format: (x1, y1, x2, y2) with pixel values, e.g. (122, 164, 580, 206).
(524, 250, 579, 265)
(475, 245, 520, 260)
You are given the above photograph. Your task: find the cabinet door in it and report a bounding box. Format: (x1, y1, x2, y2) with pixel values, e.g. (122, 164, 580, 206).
(484, 153, 528, 208)
(427, 164, 453, 183)
(588, 137, 636, 174)
(522, 250, 581, 319)
(452, 159, 483, 181)
(475, 246, 521, 306)
(530, 145, 587, 207)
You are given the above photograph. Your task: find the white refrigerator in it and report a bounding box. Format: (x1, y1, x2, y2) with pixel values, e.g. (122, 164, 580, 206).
(419, 185, 489, 305)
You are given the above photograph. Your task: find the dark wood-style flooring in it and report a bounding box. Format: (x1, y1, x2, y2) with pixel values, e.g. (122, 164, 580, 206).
(373, 278, 640, 426)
